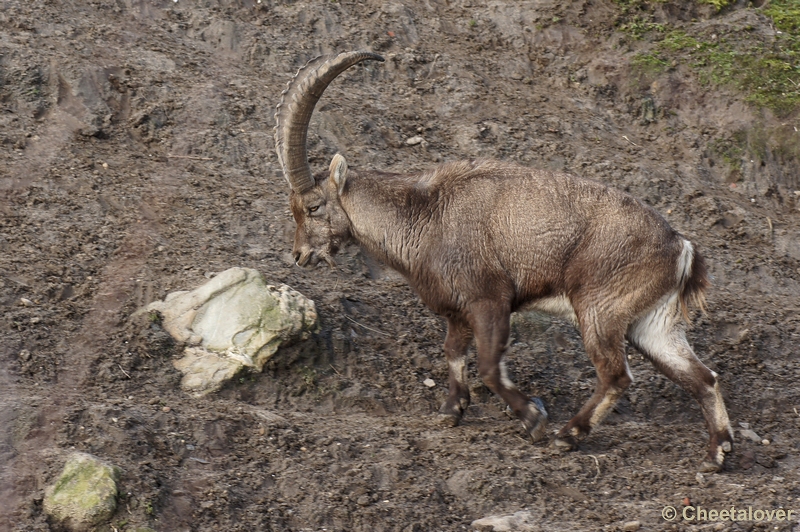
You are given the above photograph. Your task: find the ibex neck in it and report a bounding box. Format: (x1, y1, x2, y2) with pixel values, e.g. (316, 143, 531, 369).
(340, 173, 434, 277)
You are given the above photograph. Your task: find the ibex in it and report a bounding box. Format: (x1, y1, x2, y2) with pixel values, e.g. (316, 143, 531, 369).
(274, 51, 733, 472)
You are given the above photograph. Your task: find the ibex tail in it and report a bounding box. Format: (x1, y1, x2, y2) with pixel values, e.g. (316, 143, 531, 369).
(678, 239, 710, 322)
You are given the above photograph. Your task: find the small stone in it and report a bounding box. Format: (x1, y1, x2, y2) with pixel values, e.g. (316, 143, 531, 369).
(19, 349, 31, 361)
(756, 453, 775, 468)
(762, 439, 770, 446)
(102, 162, 108, 169)
(423, 378, 436, 388)
(162, 406, 171, 413)
(356, 495, 370, 506)
(405, 135, 424, 146)
(739, 422, 750, 429)
(739, 428, 761, 443)
(20, 298, 34, 306)
(623, 521, 641, 532)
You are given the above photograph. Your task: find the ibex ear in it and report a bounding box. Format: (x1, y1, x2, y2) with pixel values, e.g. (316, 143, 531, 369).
(329, 153, 348, 196)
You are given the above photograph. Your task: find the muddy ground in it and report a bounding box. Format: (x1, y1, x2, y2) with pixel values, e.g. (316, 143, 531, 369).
(2, 0, 800, 530)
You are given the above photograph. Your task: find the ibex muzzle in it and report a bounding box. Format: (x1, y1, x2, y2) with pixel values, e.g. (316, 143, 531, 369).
(274, 51, 733, 472)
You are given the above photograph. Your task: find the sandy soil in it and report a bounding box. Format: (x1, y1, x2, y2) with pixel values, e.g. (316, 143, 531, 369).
(1, 0, 800, 530)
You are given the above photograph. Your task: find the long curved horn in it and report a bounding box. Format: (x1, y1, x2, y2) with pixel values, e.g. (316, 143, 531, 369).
(274, 51, 384, 193)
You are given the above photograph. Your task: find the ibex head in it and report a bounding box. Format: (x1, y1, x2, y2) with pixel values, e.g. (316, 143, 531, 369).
(274, 51, 384, 267)
(289, 153, 350, 268)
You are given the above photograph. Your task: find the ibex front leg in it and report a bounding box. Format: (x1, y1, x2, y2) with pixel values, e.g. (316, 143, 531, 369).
(437, 317, 474, 426)
(469, 300, 548, 441)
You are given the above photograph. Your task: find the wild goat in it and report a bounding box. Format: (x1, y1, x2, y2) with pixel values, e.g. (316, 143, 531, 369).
(274, 51, 733, 472)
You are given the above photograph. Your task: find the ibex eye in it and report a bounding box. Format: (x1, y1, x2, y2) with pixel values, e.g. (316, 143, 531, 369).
(309, 205, 320, 213)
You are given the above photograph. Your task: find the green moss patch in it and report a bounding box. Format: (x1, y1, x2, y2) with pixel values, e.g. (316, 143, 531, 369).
(621, 2, 800, 116)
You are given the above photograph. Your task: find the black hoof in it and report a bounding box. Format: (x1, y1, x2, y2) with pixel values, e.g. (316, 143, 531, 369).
(699, 459, 723, 473)
(701, 438, 732, 473)
(552, 435, 578, 451)
(437, 412, 461, 427)
(521, 398, 549, 442)
(437, 400, 467, 427)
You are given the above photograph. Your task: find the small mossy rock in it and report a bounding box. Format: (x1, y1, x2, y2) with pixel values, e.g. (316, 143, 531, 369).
(142, 267, 318, 396)
(43, 452, 121, 531)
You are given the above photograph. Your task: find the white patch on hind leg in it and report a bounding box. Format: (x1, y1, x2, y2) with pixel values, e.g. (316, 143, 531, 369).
(588, 386, 625, 427)
(715, 445, 725, 465)
(711, 380, 731, 435)
(628, 293, 692, 374)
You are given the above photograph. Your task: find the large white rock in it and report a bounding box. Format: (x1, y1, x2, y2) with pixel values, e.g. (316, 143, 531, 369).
(471, 511, 538, 532)
(44, 453, 121, 531)
(144, 267, 318, 396)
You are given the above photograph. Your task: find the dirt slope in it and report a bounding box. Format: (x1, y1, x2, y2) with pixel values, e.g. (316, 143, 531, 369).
(1, 0, 800, 530)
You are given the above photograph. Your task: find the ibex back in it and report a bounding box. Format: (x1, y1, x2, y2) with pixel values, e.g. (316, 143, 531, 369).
(274, 51, 733, 472)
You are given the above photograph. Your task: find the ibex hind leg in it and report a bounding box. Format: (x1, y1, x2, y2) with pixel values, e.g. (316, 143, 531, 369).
(554, 319, 632, 450)
(437, 318, 473, 427)
(627, 296, 733, 472)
